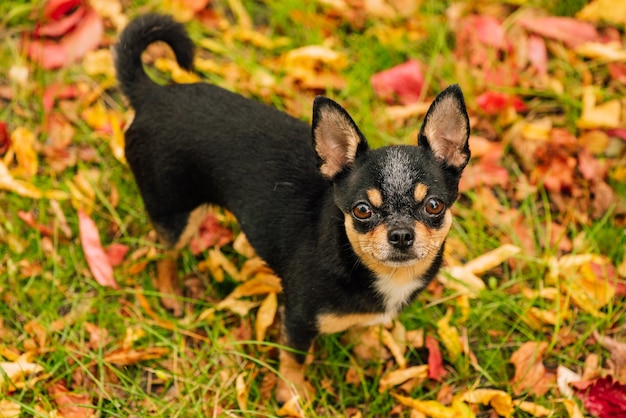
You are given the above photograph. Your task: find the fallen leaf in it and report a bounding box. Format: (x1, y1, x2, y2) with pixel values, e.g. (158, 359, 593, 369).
(510, 341, 554, 396)
(0, 354, 44, 392)
(425, 335, 447, 381)
(48, 381, 94, 418)
(380, 327, 407, 369)
(392, 394, 475, 418)
(436, 309, 462, 363)
(457, 389, 514, 417)
(577, 87, 621, 129)
(103, 347, 170, 366)
(0, 121, 9, 155)
(475, 91, 526, 115)
(283, 45, 347, 90)
(236, 372, 249, 412)
(577, 0, 626, 26)
(189, 213, 233, 255)
(10, 127, 38, 178)
(513, 400, 554, 416)
(573, 376, 626, 418)
(518, 16, 599, 48)
(371, 60, 424, 105)
(0, 399, 20, 418)
(255, 292, 277, 341)
(593, 331, 626, 380)
(105, 243, 129, 267)
(228, 273, 283, 299)
(78, 209, 118, 289)
(26, 3, 104, 69)
(557, 365, 582, 398)
(378, 365, 428, 392)
(0, 160, 44, 198)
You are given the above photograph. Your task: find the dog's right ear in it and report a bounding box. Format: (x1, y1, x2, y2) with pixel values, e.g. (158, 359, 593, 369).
(312, 96, 368, 180)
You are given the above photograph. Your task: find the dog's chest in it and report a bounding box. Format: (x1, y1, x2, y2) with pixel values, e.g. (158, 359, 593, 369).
(373, 273, 425, 317)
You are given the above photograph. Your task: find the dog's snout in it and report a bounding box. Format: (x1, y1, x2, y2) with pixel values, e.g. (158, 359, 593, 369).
(387, 228, 414, 249)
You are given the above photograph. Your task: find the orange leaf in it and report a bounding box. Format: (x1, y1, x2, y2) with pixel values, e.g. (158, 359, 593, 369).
(509, 341, 554, 396)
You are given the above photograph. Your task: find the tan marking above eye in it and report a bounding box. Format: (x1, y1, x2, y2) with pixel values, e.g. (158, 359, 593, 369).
(414, 183, 428, 202)
(366, 188, 383, 208)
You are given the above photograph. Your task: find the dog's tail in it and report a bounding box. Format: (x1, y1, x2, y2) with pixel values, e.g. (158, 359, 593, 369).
(114, 14, 194, 108)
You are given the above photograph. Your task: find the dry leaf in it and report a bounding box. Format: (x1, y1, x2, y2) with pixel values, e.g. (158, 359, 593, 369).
(216, 297, 259, 316)
(378, 365, 428, 392)
(0, 354, 44, 392)
(577, 0, 626, 26)
(228, 273, 283, 299)
(436, 309, 462, 362)
(557, 365, 581, 398)
(236, 372, 249, 412)
(103, 347, 170, 366)
(380, 327, 407, 369)
(0, 399, 20, 418)
(10, 127, 38, 178)
(510, 341, 554, 396)
(577, 87, 621, 129)
(513, 400, 554, 417)
(255, 292, 277, 341)
(457, 389, 514, 417)
(393, 394, 475, 418)
(48, 381, 95, 418)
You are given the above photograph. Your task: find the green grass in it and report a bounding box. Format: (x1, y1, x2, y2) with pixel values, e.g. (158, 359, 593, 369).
(1, 0, 625, 417)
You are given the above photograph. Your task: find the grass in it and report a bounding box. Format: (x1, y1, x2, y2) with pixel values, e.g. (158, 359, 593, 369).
(1, 0, 625, 417)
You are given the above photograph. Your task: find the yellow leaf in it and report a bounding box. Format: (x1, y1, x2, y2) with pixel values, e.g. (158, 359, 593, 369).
(436, 308, 462, 362)
(10, 127, 38, 178)
(0, 399, 20, 417)
(380, 327, 407, 369)
(255, 292, 277, 341)
(378, 365, 428, 392)
(393, 394, 475, 418)
(236, 372, 249, 412)
(0, 354, 44, 393)
(558, 399, 585, 418)
(513, 400, 553, 417)
(216, 297, 259, 316)
(577, 87, 621, 129)
(463, 244, 521, 275)
(108, 111, 127, 164)
(576, 41, 626, 62)
(0, 161, 43, 199)
(458, 389, 514, 417)
(83, 49, 115, 78)
(82, 100, 110, 131)
(577, 0, 626, 26)
(228, 273, 283, 299)
(154, 58, 200, 84)
(553, 254, 616, 316)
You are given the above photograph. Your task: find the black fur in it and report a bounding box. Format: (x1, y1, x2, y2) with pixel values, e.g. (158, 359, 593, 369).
(116, 14, 470, 381)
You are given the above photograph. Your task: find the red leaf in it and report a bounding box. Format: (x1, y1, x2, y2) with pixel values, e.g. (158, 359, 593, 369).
(78, 210, 118, 289)
(606, 128, 626, 141)
(425, 335, 447, 381)
(35, 3, 86, 37)
(371, 60, 424, 105)
(189, 213, 234, 255)
(26, 6, 103, 69)
(476, 91, 526, 115)
(42, 82, 80, 114)
(573, 376, 626, 418)
(0, 121, 9, 155)
(105, 243, 130, 267)
(18, 211, 54, 236)
(470, 15, 508, 50)
(518, 16, 600, 48)
(43, 0, 82, 20)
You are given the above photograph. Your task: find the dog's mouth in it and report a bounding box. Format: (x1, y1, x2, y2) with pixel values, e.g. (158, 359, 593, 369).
(382, 253, 420, 267)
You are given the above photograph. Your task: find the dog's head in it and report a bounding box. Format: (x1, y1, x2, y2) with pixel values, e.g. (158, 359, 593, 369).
(312, 85, 470, 281)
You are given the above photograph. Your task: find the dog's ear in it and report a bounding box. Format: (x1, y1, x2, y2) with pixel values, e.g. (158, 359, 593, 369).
(418, 84, 470, 169)
(312, 96, 368, 179)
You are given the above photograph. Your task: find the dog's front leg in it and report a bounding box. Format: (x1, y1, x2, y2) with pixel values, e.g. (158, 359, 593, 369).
(276, 312, 317, 405)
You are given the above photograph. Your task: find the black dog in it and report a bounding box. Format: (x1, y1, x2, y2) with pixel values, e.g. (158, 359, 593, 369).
(115, 14, 470, 403)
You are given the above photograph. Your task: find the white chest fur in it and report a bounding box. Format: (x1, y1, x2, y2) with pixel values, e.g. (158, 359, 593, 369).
(373, 272, 425, 317)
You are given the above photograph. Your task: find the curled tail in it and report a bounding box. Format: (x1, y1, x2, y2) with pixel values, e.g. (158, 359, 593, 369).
(114, 14, 194, 108)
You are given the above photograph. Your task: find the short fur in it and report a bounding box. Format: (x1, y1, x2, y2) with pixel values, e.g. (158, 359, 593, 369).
(115, 14, 470, 403)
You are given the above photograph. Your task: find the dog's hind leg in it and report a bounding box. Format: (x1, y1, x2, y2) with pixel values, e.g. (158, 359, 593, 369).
(152, 204, 209, 316)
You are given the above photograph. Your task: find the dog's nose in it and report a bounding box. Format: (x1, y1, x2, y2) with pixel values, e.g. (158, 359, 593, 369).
(387, 228, 414, 249)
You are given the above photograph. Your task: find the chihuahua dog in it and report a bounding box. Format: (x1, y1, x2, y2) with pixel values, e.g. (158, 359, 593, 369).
(115, 14, 470, 403)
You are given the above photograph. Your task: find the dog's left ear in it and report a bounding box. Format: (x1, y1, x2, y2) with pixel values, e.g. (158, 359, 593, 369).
(419, 84, 471, 169)
(312, 96, 368, 179)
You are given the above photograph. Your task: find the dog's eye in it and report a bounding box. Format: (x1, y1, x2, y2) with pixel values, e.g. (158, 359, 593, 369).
(352, 202, 372, 220)
(424, 198, 445, 216)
